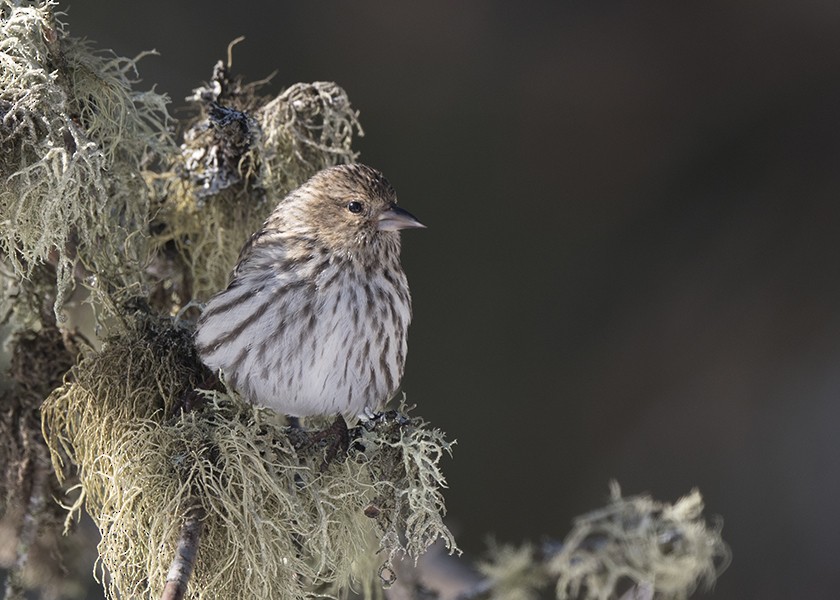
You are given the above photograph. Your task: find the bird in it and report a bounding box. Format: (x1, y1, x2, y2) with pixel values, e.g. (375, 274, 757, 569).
(194, 163, 424, 421)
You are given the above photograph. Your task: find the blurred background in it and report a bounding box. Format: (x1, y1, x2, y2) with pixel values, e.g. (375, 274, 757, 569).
(57, 1, 840, 598)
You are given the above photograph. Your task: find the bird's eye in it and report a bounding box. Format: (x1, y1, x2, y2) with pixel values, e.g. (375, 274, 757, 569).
(347, 201, 364, 214)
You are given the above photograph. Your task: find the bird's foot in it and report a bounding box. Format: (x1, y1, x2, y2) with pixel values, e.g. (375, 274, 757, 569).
(294, 415, 350, 471)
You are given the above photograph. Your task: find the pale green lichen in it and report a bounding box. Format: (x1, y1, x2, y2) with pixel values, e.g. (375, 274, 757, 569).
(0, 0, 171, 320)
(549, 483, 730, 600)
(258, 81, 362, 194)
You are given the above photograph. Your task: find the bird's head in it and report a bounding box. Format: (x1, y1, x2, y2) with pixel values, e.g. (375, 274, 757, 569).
(282, 164, 425, 257)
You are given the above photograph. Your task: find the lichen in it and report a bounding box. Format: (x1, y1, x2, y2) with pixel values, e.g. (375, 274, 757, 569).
(257, 81, 362, 195)
(0, 0, 171, 320)
(477, 542, 549, 600)
(549, 483, 731, 600)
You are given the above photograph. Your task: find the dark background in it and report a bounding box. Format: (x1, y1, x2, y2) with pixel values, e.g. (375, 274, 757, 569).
(63, 2, 840, 598)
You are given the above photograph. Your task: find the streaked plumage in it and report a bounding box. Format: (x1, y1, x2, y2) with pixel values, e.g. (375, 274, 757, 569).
(194, 164, 424, 419)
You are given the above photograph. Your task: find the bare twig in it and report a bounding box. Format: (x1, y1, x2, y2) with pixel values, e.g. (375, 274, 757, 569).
(160, 506, 205, 600)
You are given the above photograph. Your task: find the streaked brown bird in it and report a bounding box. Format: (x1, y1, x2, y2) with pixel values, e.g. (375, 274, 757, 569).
(194, 164, 424, 420)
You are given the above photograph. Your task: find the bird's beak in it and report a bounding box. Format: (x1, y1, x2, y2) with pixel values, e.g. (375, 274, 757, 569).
(377, 204, 426, 231)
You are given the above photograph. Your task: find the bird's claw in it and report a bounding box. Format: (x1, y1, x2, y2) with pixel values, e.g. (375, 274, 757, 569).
(312, 415, 350, 472)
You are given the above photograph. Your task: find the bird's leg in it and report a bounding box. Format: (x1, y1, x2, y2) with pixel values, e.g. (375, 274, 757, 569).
(320, 415, 350, 469)
(293, 415, 351, 471)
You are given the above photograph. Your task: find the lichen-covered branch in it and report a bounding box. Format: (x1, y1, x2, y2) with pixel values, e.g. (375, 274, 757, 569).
(384, 486, 730, 600)
(38, 312, 457, 600)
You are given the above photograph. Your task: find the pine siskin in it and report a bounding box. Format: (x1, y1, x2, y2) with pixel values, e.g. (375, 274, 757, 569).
(194, 164, 425, 420)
